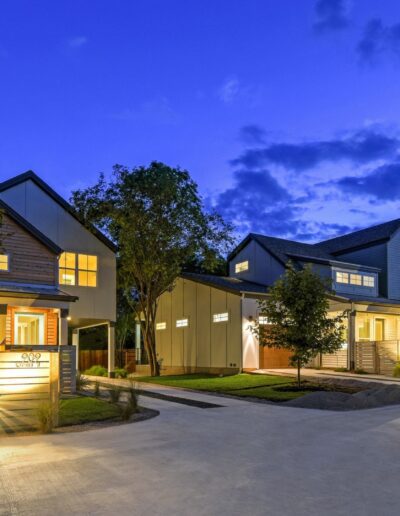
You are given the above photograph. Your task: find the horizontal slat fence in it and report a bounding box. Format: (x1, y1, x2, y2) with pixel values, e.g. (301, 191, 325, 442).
(0, 351, 58, 433)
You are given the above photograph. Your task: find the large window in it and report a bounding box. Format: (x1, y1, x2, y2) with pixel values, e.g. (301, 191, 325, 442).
(350, 274, 362, 286)
(59, 252, 98, 287)
(358, 319, 371, 341)
(0, 254, 9, 271)
(363, 275, 375, 287)
(14, 312, 45, 345)
(235, 260, 249, 273)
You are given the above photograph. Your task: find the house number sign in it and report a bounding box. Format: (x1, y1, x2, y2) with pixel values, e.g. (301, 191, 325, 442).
(16, 352, 42, 368)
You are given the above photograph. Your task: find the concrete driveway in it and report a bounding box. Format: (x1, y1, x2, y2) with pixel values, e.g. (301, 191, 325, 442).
(1, 390, 400, 516)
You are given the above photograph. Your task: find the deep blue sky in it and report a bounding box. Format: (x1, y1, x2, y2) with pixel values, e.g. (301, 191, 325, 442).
(1, 0, 400, 242)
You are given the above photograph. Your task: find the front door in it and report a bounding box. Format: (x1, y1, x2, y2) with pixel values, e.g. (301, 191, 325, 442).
(375, 318, 385, 342)
(14, 312, 45, 345)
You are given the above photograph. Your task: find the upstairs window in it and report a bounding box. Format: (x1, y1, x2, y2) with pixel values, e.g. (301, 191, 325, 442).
(235, 260, 249, 273)
(78, 254, 98, 287)
(59, 252, 98, 287)
(59, 252, 76, 285)
(363, 275, 375, 287)
(213, 312, 229, 323)
(336, 272, 349, 284)
(350, 274, 362, 286)
(0, 254, 9, 271)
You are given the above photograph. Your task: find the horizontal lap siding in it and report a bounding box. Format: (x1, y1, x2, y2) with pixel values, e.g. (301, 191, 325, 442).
(0, 352, 52, 430)
(0, 214, 57, 285)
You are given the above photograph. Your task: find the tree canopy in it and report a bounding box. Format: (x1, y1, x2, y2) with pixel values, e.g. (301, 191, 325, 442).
(71, 162, 234, 375)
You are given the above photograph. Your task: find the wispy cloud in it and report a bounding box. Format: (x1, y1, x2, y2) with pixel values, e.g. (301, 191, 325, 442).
(111, 97, 179, 125)
(357, 18, 400, 64)
(67, 36, 88, 49)
(218, 77, 240, 104)
(239, 125, 266, 145)
(313, 0, 350, 32)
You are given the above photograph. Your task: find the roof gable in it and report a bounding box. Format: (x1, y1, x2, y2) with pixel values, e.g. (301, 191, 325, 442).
(0, 171, 117, 253)
(0, 198, 61, 254)
(315, 218, 400, 255)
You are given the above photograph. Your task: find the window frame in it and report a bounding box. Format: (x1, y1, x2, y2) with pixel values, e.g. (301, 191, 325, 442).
(213, 312, 229, 323)
(0, 253, 10, 272)
(176, 318, 189, 328)
(156, 322, 167, 331)
(59, 252, 98, 287)
(336, 271, 349, 284)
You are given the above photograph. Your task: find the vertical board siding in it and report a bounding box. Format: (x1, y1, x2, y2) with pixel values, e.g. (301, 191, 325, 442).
(388, 231, 400, 300)
(79, 350, 108, 370)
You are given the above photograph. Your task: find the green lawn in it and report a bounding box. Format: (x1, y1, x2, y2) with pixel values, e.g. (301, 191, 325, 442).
(136, 373, 294, 392)
(59, 396, 121, 426)
(135, 373, 340, 402)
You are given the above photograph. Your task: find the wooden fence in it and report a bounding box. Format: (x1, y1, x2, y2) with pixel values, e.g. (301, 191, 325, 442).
(355, 340, 400, 375)
(79, 349, 136, 373)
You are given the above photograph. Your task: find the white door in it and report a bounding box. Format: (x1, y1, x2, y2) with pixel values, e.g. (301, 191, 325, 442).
(14, 313, 45, 345)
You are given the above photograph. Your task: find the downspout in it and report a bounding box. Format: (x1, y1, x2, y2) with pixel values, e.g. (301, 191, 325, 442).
(349, 302, 356, 371)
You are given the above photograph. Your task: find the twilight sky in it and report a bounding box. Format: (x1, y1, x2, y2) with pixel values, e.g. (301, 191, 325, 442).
(1, 0, 400, 242)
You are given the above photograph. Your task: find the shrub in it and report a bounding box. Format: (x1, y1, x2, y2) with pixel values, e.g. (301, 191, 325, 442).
(94, 381, 100, 397)
(84, 365, 108, 377)
(393, 363, 400, 378)
(334, 367, 348, 373)
(114, 367, 128, 379)
(108, 385, 122, 403)
(76, 371, 90, 391)
(120, 383, 139, 421)
(36, 402, 57, 433)
(354, 368, 369, 375)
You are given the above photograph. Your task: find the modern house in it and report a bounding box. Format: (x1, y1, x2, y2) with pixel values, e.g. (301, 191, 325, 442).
(0, 171, 117, 374)
(155, 220, 400, 376)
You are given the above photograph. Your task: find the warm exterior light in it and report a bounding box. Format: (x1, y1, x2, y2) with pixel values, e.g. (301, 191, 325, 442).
(67, 316, 72, 321)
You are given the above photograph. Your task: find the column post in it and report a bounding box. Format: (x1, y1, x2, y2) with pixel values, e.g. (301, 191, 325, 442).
(72, 328, 80, 371)
(108, 322, 116, 377)
(348, 308, 356, 371)
(59, 309, 69, 347)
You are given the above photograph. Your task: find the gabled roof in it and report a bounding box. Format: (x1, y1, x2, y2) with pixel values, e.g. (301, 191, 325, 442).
(181, 272, 268, 295)
(315, 218, 400, 255)
(0, 282, 78, 302)
(0, 198, 62, 254)
(0, 171, 117, 253)
(229, 233, 336, 267)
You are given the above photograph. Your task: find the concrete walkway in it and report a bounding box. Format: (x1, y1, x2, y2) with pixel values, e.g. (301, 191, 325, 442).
(2, 384, 400, 515)
(256, 367, 400, 385)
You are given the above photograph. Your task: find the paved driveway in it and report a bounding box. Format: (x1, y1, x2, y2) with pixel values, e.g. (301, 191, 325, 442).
(1, 390, 400, 516)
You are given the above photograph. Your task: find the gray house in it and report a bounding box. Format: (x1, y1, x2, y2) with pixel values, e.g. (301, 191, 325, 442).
(156, 220, 400, 376)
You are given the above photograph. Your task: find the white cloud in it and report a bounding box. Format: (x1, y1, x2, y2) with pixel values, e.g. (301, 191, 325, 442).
(68, 36, 88, 48)
(218, 77, 240, 103)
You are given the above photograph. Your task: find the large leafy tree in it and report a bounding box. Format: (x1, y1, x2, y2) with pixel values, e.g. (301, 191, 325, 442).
(71, 162, 234, 376)
(256, 263, 345, 387)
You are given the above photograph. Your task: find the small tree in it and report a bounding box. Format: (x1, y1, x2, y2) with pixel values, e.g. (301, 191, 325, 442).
(255, 263, 345, 387)
(71, 162, 234, 376)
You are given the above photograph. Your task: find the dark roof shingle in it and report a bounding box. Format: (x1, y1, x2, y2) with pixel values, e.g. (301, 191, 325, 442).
(181, 272, 268, 295)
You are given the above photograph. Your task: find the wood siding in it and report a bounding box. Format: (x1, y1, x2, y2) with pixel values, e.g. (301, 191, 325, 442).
(0, 214, 57, 285)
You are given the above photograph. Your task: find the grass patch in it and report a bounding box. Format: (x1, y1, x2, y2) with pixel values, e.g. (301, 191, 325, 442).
(135, 373, 294, 392)
(59, 396, 121, 426)
(228, 386, 311, 402)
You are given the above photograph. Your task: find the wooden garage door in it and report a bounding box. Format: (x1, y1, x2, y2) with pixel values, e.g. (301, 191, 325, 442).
(259, 346, 292, 369)
(0, 351, 52, 433)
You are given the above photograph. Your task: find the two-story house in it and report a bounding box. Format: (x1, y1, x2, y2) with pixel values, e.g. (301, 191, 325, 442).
(155, 220, 400, 376)
(0, 171, 117, 375)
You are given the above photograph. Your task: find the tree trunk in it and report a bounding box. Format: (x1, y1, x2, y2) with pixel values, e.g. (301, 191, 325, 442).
(297, 358, 301, 388)
(142, 326, 160, 376)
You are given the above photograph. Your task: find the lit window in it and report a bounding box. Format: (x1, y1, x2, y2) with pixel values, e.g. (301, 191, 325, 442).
(78, 254, 98, 287)
(350, 274, 362, 286)
(336, 272, 349, 284)
(213, 312, 229, 323)
(176, 318, 189, 328)
(259, 316, 270, 325)
(156, 322, 166, 330)
(0, 254, 9, 271)
(363, 275, 375, 287)
(358, 319, 371, 341)
(235, 261, 249, 273)
(59, 252, 76, 285)
(59, 252, 98, 287)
